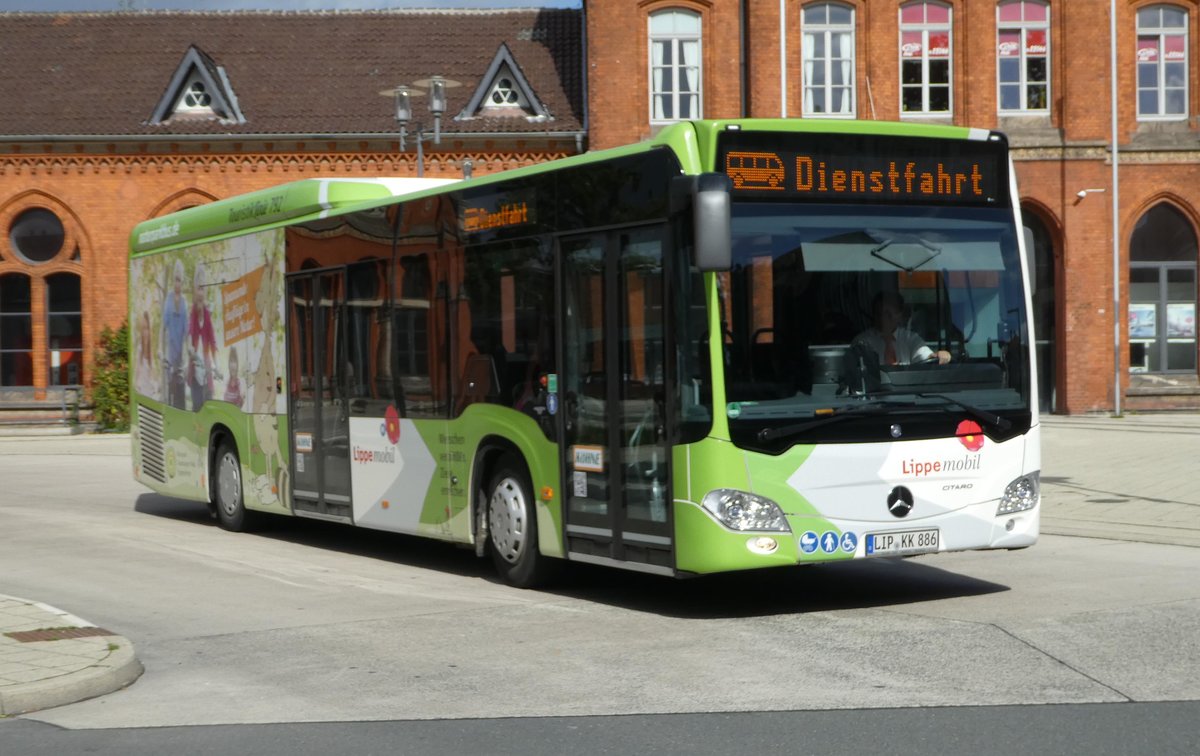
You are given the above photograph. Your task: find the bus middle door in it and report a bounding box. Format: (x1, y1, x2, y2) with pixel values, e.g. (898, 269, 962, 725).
(287, 267, 353, 523)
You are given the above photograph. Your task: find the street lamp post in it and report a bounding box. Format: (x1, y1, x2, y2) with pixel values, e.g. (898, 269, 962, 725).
(382, 77, 459, 178)
(1111, 0, 1122, 416)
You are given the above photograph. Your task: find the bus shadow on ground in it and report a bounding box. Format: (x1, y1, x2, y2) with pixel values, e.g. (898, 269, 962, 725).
(548, 558, 1010, 619)
(133, 492, 496, 581)
(134, 492, 1008, 617)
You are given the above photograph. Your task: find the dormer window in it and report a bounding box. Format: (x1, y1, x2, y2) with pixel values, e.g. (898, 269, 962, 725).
(148, 45, 245, 126)
(457, 43, 550, 122)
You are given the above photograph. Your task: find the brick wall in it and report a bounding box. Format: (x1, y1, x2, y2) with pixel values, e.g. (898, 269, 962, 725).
(587, 0, 1200, 412)
(0, 146, 555, 397)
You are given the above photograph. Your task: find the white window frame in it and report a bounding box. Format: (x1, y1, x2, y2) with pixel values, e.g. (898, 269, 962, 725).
(899, 1, 953, 118)
(1136, 5, 1189, 121)
(801, 3, 856, 118)
(996, 0, 1050, 115)
(648, 8, 703, 124)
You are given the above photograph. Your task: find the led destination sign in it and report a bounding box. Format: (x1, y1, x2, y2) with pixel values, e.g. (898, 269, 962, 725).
(460, 189, 536, 234)
(464, 202, 530, 232)
(718, 131, 1006, 206)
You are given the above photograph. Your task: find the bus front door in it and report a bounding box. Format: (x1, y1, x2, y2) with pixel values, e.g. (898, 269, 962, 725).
(560, 229, 674, 575)
(287, 268, 353, 522)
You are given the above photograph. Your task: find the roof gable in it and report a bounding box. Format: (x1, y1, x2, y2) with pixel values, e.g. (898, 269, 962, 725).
(457, 43, 549, 122)
(0, 11, 584, 138)
(148, 45, 245, 126)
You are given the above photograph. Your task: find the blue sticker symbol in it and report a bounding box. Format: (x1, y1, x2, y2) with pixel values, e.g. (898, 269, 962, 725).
(840, 531, 858, 553)
(799, 531, 819, 554)
(546, 393, 559, 415)
(379, 423, 387, 437)
(820, 531, 839, 554)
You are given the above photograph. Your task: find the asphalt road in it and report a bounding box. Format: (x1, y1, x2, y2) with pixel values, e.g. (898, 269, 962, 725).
(0, 432, 1198, 753)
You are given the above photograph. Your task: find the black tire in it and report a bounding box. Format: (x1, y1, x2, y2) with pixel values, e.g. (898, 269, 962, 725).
(213, 440, 255, 532)
(486, 454, 555, 588)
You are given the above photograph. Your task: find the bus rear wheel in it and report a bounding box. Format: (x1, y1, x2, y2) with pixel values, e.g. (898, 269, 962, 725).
(486, 454, 553, 588)
(214, 440, 255, 532)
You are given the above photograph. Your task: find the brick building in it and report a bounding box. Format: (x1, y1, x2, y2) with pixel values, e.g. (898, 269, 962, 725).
(0, 9, 584, 419)
(3, 3, 1200, 416)
(592, 0, 1200, 413)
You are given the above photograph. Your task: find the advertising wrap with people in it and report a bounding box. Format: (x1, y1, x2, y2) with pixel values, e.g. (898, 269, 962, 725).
(130, 229, 288, 509)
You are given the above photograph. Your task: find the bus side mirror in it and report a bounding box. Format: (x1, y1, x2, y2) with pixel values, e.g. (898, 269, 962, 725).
(688, 173, 732, 272)
(1022, 226, 1036, 296)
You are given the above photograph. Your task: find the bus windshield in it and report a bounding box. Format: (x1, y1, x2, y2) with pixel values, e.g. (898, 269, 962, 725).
(720, 202, 1032, 450)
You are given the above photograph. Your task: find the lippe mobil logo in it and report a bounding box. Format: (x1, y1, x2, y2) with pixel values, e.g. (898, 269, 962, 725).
(356, 405, 401, 465)
(899, 419, 986, 478)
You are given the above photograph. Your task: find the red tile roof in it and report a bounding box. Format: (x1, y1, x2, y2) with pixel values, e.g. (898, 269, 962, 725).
(0, 10, 584, 138)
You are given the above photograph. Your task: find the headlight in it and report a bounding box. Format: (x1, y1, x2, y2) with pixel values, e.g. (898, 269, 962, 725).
(997, 473, 1039, 515)
(701, 489, 790, 532)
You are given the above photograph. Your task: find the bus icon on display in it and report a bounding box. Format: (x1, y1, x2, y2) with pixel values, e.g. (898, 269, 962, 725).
(725, 151, 785, 190)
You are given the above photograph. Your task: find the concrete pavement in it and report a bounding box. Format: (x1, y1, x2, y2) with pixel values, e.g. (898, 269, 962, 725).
(0, 595, 142, 716)
(1039, 412, 1200, 548)
(0, 415, 1196, 716)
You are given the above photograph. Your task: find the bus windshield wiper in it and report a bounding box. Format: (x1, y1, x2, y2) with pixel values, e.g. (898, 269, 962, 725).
(915, 393, 1013, 432)
(755, 400, 917, 442)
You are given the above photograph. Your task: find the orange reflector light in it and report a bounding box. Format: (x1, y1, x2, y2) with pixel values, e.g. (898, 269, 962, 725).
(541, 486, 554, 501)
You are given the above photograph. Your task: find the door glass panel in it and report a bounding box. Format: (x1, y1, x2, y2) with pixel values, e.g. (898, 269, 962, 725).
(318, 272, 351, 503)
(288, 276, 319, 498)
(562, 237, 609, 526)
(619, 229, 669, 528)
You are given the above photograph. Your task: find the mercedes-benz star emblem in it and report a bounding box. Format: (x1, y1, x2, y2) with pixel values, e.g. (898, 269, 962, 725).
(887, 486, 914, 518)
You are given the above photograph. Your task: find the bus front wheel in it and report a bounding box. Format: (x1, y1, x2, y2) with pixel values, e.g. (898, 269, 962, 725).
(486, 454, 552, 588)
(214, 440, 254, 532)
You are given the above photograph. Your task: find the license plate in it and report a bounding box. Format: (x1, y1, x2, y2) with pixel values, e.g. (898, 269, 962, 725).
(865, 528, 939, 557)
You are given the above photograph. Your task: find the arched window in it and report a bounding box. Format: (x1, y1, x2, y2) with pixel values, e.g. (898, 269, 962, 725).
(1137, 5, 1188, 120)
(899, 1, 952, 116)
(0, 273, 33, 387)
(649, 8, 702, 123)
(802, 2, 856, 117)
(997, 0, 1049, 113)
(1129, 204, 1197, 373)
(2, 203, 84, 396)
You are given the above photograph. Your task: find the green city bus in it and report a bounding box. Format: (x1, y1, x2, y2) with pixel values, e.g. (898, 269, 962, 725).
(130, 119, 1040, 587)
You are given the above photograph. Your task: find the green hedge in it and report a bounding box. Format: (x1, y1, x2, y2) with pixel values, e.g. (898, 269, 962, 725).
(93, 321, 130, 432)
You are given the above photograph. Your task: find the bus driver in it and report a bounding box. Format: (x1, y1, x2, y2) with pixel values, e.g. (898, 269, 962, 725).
(852, 291, 951, 366)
